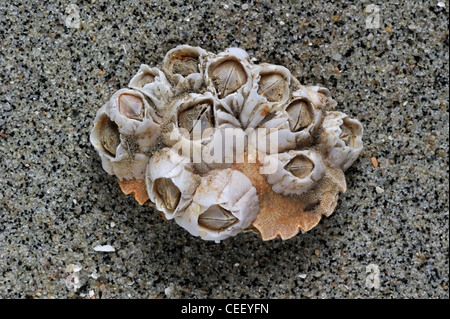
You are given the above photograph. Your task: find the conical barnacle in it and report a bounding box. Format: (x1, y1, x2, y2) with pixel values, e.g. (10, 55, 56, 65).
(90, 95, 156, 181)
(128, 64, 174, 114)
(238, 64, 291, 130)
(174, 168, 259, 242)
(205, 48, 253, 116)
(91, 45, 364, 241)
(118, 93, 145, 121)
(177, 101, 215, 140)
(300, 85, 337, 110)
(129, 65, 157, 90)
(283, 88, 323, 145)
(255, 63, 291, 104)
(286, 99, 313, 132)
(162, 45, 208, 93)
(264, 150, 326, 196)
(105, 88, 162, 150)
(247, 85, 326, 153)
(209, 58, 247, 98)
(145, 148, 200, 220)
(319, 111, 364, 171)
(161, 92, 218, 164)
(100, 116, 121, 156)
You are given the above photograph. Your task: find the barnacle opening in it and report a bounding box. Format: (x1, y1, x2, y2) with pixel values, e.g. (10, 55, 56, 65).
(258, 71, 289, 103)
(340, 118, 361, 149)
(284, 155, 315, 179)
(100, 117, 120, 157)
(136, 73, 155, 87)
(173, 56, 199, 77)
(286, 99, 314, 132)
(167, 50, 201, 77)
(198, 205, 238, 231)
(154, 178, 181, 211)
(312, 87, 334, 109)
(210, 58, 248, 98)
(118, 93, 145, 121)
(129, 67, 156, 89)
(178, 102, 215, 140)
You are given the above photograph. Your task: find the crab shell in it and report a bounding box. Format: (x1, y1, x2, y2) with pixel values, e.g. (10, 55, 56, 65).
(91, 44, 364, 241)
(232, 149, 347, 240)
(117, 178, 150, 205)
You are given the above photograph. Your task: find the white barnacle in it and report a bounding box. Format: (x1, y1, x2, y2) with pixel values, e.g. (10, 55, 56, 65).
(286, 99, 314, 132)
(145, 148, 200, 219)
(162, 45, 208, 93)
(177, 101, 215, 140)
(106, 88, 162, 150)
(128, 64, 174, 113)
(204, 48, 253, 117)
(255, 63, 291, 104)
(89, 90, 159, 181)
(175, 168, 259, 241)
(319, 111, 364, 171)
(299, 85, 337, 110)
(283, 87, 323, 144)
(264, 150, 326, 196)
(162, 92, 219, 167)
(209, 58, 248, 98)
(239, 63, 291, 130)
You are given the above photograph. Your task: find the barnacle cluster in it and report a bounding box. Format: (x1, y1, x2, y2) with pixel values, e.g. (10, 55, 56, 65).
(90, 45, 363, 241)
